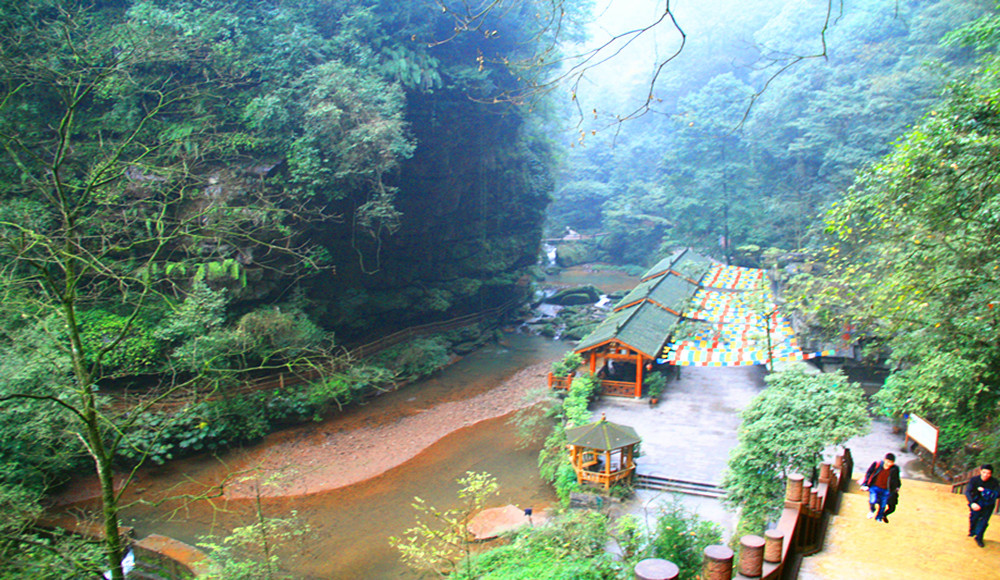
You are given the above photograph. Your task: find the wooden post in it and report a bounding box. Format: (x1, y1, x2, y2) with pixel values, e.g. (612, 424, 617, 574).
(702, 545, 733, 580)
(785, 474, 804, 504)
(635, 353, 644, 398)
(589, 351, 597, 374)
(738, 535, 765, 578)
(764, 530, 784, 563)
(819, 462, 832, 484)
(634, 558, 679, 580)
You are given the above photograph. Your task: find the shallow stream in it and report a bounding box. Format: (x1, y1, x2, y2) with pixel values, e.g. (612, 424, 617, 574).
(75, 267, 641, 578)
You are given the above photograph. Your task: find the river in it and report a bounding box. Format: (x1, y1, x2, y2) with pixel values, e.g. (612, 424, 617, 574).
(66, 266, 640, 578)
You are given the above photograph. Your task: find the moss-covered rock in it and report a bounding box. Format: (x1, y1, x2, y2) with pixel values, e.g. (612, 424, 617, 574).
(546, 285, 601, 305)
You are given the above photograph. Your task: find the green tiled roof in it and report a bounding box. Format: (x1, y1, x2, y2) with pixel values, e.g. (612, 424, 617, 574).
(641, 248, 714, 282)
(574, 301, 682, 358)
(614, 269, 698, 314)
(574, 249, 713, 358)
(566, 417, 641, 450)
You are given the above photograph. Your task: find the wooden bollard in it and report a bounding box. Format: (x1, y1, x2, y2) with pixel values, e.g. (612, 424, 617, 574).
(764, 529, 784, 563)
(702, 545, 734, 580)
(739, 535, 766, 578)
(785, 474, 804, 502)
(833, 454, 843, 469)
(810, 487, 821, 511)
(634, 558, 679, 580)
(819, 462, 832, 483)
(801, 481, 812, 506)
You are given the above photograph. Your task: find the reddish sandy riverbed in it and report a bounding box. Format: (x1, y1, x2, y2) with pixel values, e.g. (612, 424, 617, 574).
(220, 361, 554, 499)
(53, 359, 556, 506)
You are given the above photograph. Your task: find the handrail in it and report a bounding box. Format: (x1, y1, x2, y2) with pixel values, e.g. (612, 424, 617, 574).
(951, 467, 981, 494)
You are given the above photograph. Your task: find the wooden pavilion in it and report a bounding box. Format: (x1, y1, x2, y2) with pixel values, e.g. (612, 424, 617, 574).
(565, 249, 712, 397)
(566, 414, 642, 490)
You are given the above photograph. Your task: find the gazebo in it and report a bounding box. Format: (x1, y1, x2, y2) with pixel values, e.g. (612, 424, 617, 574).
(566, 414, 641, 490)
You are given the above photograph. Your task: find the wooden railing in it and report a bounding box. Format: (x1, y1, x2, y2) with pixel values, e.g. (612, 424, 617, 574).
(633, 449, 853, 580)
(576, 464, 636, 489)
(232, 300, 520, 396)
(599, 379, 636, 398)
(548, 373, 573, 390)
(546, 374, 638, 398)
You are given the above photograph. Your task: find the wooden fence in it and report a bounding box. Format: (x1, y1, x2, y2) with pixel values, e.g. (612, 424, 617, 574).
(160, 299, 522, 404)
(546, 374, 638, 398)
(635, 449, 854, 580)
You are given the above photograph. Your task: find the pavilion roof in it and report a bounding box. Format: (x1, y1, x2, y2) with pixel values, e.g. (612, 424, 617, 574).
(614, 269, 698, 315)
(640, 248, 714, 284)
(573, 300, 682, 359)
(574, 248, 711, 358)
(566, 415, 641, 450)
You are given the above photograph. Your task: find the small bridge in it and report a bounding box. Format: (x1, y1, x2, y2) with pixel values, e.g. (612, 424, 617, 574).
(541, 232, 609, 244)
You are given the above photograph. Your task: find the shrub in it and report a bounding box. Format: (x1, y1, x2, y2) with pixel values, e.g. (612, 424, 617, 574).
(644, 372, 667, 399)
(647, 501, 723, 579)
(550, 351, 582, 377)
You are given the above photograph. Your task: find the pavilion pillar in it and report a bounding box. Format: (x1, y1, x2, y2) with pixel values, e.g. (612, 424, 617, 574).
(635, 353, 644, 398)
(589, 351, 597, 374)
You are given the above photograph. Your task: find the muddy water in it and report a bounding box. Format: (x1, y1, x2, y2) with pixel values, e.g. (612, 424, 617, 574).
(543, 265, 641, 293)
(120, 334, 568, 579)
(111, 268, 640, 578)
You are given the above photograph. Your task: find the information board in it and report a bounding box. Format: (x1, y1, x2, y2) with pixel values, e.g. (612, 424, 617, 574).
(906, 414, 939, 455)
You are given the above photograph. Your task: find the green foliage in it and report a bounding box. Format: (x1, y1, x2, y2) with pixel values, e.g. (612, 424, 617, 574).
(372, 336, 452, 382)
(551, 351, 582, 377)
(79, 309, 161, 376)
(812, 33, 1000, 454)
(564, 373, 600, 427)
(647, 501, 724, 580)
(536, 372, 602, 505)
(120, 363, 397, 465)
(722, 365, 869, 531)
(155, 282, 229, 343)
(0, 483, 104, 579)
(548, 0, 989, 263)
(463, 510, 618, 580)
(199, 509, 309, 580)
(390, 471, 500, 578)
(644, 372, 667, 399)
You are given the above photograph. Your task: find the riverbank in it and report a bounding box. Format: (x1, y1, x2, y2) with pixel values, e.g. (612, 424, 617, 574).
(51, 356, 559, 507)
(219, 360, 555, 499)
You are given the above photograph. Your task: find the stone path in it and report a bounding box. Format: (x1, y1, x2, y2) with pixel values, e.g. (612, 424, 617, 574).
(594, 365, 767, 540)
(799, 479, 998, 579)
(595, 365, 766, 484)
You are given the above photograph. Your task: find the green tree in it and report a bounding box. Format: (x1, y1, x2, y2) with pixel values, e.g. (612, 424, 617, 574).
(0, 4, 327, 577)
(722, 365, 869, 533)
(389, 471, 500, 578)
(813, 34, 1000, 453)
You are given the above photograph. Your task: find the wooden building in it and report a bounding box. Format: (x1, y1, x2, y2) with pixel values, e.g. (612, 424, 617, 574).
(565, 414, 642, 490)
(566, 249, 712, 398)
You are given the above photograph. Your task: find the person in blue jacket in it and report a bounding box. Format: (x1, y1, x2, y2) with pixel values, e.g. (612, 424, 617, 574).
(965, 464, 999, 547)
(860, 452, 901, 523)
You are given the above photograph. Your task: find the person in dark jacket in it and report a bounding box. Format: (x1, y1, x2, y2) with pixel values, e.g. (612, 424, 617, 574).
(883, 489, 899, 524)
(965, 464, 999, 547)
(860, 452, 901, 523)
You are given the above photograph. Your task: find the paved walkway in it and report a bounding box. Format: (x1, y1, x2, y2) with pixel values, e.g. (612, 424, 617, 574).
(799, 479, 998, 579)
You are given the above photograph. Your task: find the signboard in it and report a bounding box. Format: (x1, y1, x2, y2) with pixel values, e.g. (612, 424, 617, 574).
(906, 414, 939, 455)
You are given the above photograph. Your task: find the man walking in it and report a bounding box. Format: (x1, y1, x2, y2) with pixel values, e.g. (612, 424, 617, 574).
(965, 464, 999, 547)
(860, 452, 901, 523)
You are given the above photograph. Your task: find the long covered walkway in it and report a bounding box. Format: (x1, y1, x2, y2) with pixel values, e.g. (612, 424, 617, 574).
(799, 479, 998, 579)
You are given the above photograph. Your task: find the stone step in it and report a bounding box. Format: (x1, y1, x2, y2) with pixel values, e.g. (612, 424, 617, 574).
(634, 474, 726, 498)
